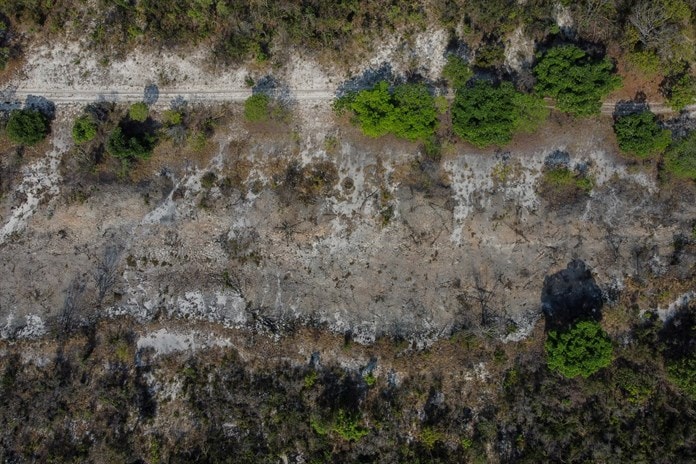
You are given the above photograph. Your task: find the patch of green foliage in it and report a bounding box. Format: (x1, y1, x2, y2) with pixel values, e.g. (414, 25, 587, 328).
(162, 109, 183, 126)
(420, 427, 444, 449)
(128, 102, 149, 122)
(546, 320, 613, 379)
(613, 110, 671, 158)
(665, 73, 696, 111)
(5, 109, 49, 145)
(541, 167, 594, 194)
(244, 93, 270, 122)
(664, 130, 696, 180)
(310, 416, 329, 436)
(106, 127, 155, 161)
(331, 410, 369, 442)
(534, 45, 622, 116)
(614, 367, 656, 405)
(304, 370, 318, 388)
(72, 115, 98, 144)
(451, 80, 548, 147)
(442, 55, 473, 88)
(337, 81, 437, 141)
(627, 50, 661, 75)
(667, 356, 696, 398)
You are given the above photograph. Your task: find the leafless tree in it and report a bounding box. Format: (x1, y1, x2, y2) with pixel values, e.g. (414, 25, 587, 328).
(94, 245, 122, 306)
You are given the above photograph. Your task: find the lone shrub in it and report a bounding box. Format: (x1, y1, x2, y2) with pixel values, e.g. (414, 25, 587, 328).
(128, 102, 149, 122)
(664, 130, 696, 180)
(546, 320, 613, 378)
(665, 73, 696, 112)
(5, 109, 49, 145)
(534, 45, 621, 116)
(452, 80, 548, 147)
(338, 81, 437, 141)
(613, 110, 671, 158)
(72, 115, 98, 144)
(331, 410, 369, 442)
(244, 93, 270, 122)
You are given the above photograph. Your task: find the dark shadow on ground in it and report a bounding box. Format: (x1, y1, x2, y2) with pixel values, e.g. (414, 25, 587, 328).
(143, 84, 159, 106)
(541, 259, 603, 332)
(24, 95, 56, 120)
(336, 63, 396, 98)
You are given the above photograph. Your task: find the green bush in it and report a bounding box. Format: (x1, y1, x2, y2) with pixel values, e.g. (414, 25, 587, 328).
(452, 80, 548, 147)
(128, 102, 149, 122)
(546, 320, 613, 378)
(244, 93, 270, 122)
(665, 74, 696, 112)
(106, 127, 155, 161)
(339, 81, 437, 141)
(5, 109, 49, 145)
(162, 109, 183, 126)
(664, 130, 696, 180)
(534, 45, 621, 116)
(613, 110, 671, 158)
(442, 55, 473, 89)
(72, 115, 98, 144)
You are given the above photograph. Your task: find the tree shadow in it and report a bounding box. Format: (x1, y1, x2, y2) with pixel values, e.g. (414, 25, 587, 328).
(541, 259, 603, 332)
(613, 95, 649, 119)
(24, 94, 56, 120)
(143, 84, 159, 106)
(335, 62, 396, 98)
(252, 75, 292, 105)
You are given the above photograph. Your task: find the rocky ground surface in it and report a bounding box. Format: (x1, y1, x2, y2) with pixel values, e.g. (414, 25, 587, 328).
(0, 36, 695, 347)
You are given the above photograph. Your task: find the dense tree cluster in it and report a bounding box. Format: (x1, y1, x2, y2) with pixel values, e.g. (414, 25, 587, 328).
(337, 81, 438, 141)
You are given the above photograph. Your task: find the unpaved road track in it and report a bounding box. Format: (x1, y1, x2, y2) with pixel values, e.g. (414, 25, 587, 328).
(1, 87, 334, 105)
(1, 86, 695, 116)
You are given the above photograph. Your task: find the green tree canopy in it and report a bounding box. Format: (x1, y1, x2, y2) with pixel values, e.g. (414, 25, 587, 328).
(128, 102, 149, 122)
(106, 127, 155, 161)
(664, 130, 696, 180)
(244, 93, 270, 122)
(72, 114, 98, 144)
(452, 80, 548, 147)
(546, 320, 614, 379)
(339, 81, 437, 141)
(534, 45, 622, 116)
(442, 55, 473, 89)
(5, 109, 49, 145)
(613, 110, 671, 158)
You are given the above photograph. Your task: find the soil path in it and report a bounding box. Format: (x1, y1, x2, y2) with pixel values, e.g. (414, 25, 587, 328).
(2, 86, 694, 115)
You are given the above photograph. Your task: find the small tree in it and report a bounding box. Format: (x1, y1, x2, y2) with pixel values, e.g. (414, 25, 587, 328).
(442, 55, 473, 89)
(534, 45, 621, 116)
(613, 110, 671, 158)
(664, 73, 696, 112)
(106, 127, 154, 161)
(72, 115, 98, 144)
(244, 93, 270, 122)
(339, 81, 437, 141)
(128, 102, 149, 122)
(5, 109, 49, 145)
(546, 320, 613, 378)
